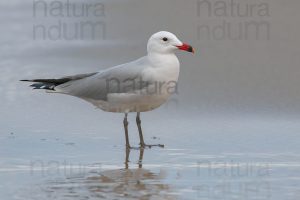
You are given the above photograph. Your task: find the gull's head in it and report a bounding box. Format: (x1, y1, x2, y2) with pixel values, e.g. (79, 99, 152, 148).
(147, 31, 194, 54)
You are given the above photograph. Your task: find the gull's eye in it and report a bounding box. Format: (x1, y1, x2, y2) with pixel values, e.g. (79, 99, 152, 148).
(162, 37, 168, 42)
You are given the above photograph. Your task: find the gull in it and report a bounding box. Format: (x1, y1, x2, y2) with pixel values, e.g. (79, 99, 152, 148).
(21, 31, 194, 149)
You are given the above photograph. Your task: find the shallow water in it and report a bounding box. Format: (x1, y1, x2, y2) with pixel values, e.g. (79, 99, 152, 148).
(1, 117, 300, 200)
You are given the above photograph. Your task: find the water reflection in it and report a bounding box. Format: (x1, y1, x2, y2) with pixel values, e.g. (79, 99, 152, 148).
(40, 149, 177, 200)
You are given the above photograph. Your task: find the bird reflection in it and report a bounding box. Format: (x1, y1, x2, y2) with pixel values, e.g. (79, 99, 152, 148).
(41, 149, 177, 200)
(125, 147, 144, 169)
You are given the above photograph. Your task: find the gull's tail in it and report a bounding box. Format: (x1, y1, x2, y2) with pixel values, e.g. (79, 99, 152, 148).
(20, 72, 98, 90)
(20, 78, 69, 90)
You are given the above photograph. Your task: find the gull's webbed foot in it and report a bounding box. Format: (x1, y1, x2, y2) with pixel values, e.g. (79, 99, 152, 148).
(140, 143, 164, 149)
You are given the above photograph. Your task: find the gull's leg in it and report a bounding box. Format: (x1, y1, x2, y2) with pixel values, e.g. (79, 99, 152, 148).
(136, 112, 146, 147)
(136, 112, 164, 148)
(123, 113, 131, 149)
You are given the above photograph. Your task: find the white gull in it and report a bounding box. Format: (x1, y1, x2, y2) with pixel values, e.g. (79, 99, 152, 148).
(21, 31, 194, 149)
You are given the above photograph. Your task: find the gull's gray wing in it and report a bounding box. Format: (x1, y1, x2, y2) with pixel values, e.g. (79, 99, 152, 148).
(55, 57, 152, 101)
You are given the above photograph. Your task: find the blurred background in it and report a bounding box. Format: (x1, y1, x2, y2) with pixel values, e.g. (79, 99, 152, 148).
(1, 0, 300, 130)
(0, 0, 300, 199)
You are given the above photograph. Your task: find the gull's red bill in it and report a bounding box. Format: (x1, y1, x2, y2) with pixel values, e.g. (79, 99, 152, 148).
(176, 43, 195, 53)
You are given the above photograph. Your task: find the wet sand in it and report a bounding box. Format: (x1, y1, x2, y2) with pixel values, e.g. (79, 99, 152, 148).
(1, 117, 300, 200)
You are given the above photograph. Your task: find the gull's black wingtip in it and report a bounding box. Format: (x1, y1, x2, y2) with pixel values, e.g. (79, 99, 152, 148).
(20, 79, 30, 82)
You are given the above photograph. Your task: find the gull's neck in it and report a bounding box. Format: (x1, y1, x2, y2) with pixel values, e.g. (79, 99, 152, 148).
(147, 52, 179, 68)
